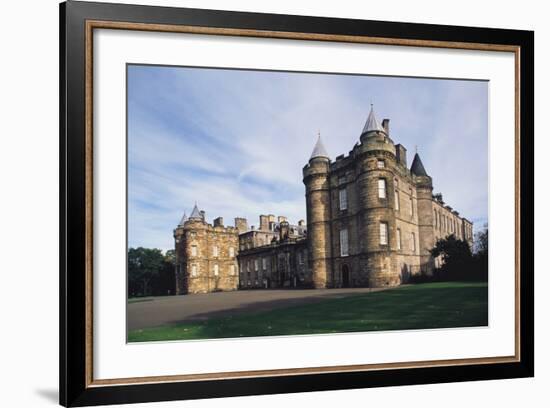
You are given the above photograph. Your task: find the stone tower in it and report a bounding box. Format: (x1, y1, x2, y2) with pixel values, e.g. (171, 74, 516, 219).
(303, 135, 332, 288)
(174, 203, 239, 294)
(356, 106, 401, 287)
(411, 153, 435, 275)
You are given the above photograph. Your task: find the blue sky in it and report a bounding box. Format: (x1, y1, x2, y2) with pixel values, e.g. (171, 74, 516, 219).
(128, 65, 488, 251)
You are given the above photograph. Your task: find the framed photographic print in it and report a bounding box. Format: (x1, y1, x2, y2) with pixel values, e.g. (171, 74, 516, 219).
(60, 0, 534, 406)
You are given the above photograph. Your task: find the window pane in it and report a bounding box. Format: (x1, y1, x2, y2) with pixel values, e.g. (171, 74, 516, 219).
(339, 188, 348, 210)
(340, 229, 349, 256)
(397, 229, 401, 250)
(380, 223, 388, 245)
(378, 179, 386, 198)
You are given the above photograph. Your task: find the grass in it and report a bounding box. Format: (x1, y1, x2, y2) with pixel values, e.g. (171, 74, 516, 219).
(128, 281, 488, 342)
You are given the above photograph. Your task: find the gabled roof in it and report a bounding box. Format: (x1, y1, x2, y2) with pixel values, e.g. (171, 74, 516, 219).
(361, 105, 386, 136)
(189, 203, 202, 219)
(178, 212, 188, 226)
(410, 153, 429, 176)
(310, 135, 329, 160)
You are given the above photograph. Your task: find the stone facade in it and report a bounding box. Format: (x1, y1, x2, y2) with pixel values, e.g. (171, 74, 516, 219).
(237, 219, 309, 289)
(174, 107, 473, 294)
(174, 209, 239, 294)
(303, 107, 474, 288)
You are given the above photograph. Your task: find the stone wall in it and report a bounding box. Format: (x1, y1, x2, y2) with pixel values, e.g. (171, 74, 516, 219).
(174, 219, 239, 294)
(237, 240, 309, 288)
(302, 126, 472, 288)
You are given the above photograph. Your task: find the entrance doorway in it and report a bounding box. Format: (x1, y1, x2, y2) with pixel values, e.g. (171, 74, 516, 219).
(342, 265, 350, 288)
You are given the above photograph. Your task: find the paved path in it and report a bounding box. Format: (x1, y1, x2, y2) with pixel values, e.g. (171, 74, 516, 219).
(127, 287, 391, 331)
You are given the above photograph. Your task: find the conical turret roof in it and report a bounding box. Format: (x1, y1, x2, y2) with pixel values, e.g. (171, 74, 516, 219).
(178, 211, 188, 226)
(361, 105, 386, 136)
(410, 153, 428, 176)
(310, 134, 329, 160)
(189, 203, 202, 219)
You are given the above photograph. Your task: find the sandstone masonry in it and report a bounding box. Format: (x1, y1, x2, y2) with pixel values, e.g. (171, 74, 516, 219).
(174, 107, 474, 293)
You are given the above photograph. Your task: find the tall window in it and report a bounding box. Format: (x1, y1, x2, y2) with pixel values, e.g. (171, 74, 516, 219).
(213, 264, 219, 276)
(379, 222, 388, 245)
(409, 190, 414, 217)
(434, 209, 437, 227)
(378, 178, 386, 199)
(397, 228, 402, 250)
(262, 257, 267, 270)
(191, 245, 197, 256)
(191, 264, 197, 277)
(340, 229, 349, 256)
(254, 259, 259, 271)
(339, 188, 348, 210)
(229, 247, 234, 257)
(394, 190, 400, 211)
(411, 232, 416, 253)
(213, 246, 218, 257)
(230, 265, 235, 275)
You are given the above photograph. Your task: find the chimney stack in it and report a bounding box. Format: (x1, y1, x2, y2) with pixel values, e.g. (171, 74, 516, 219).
(259, 215, 269, 231)
(234, 217, 248, 233)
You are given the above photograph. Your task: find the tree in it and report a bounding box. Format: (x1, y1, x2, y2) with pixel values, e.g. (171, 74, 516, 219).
(128, 247, 164, 297)
(164, 249, 175, 264)
(474, 224, 489, 255)
(153, 249, 176, 296)
(430, 234, 474, 281)
(472, 224, 489, 281)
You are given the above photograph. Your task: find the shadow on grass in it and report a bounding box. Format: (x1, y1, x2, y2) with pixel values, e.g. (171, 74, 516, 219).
(128, 282, 488, 342)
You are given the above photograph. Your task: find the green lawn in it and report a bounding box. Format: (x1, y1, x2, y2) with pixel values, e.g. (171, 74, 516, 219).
(128, 281, 488, 342)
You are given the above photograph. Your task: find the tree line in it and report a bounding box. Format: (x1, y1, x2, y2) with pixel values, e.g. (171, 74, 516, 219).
(128, 247, 176, 298)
